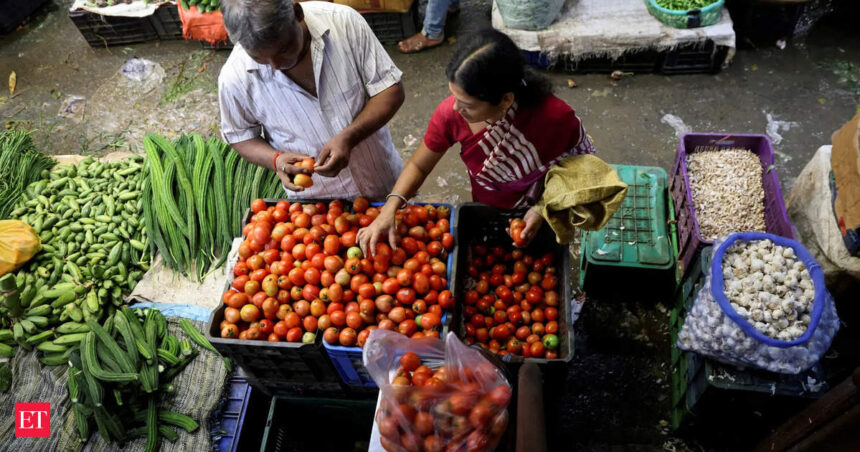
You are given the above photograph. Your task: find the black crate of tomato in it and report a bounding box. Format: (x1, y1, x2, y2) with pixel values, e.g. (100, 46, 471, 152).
(207, 198, 350, 398)
(208, 304, 344, 398)
(452, 203, 573, 363)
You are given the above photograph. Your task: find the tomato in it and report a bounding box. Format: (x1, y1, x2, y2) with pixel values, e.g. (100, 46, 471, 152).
(381, 278, 400, 295)
(529, 341, 545, 357)
(419, 312, 441, 330)
(375, 294, 394, 313)
(395, 268, 413, 286)
(398, 351, 421, 372)
(526, 287, 543, 304)
(414, 411, 434, 436)
(341, 231, 358, 248)
(412, 273, 430, 294)
(225, 292, 248, 309)
(532, 322, 545, 336)
(475, 328, 489, 343)
(546, 320, 559, 335)
(302, 315, 318, 332)
(542, 275, 558, 291)
(330, 310, 346, 327)
(388, 306, 407, 324)
(318, 314, 332, 330)
(221, 324, 239, 338)
(398, 319, 418, 336)
(284, 312, 301, 329)
(506, 338, 523, 355)
(261, 297, 279, 318)
(357, 283, 375, 299)
(276, 304, 292, 320)
(515, 326, 531, 340)
(412, 300, 427, 315)
(545, 290, 559, 307)
(469, 402, 493, 430)
(436, 290, 454, 310)
(251, 199, 267, 213)
(396, 288, 416, 304)
(293, 300, 310, 317)
(378, 319, 396, 331)
(258, 318, 275, 335)
(240, 304, 260, 323)
(346, 311, 363, 329)
(302, 285, 319, 302)
(339, 328, 357, 346)
(286, 327, 303, 342)
(273, 320, 289, 338)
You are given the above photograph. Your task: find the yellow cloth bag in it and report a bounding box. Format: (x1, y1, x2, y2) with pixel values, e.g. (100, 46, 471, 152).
(0, 220, 41, 277)
(536, 155, 628, 244)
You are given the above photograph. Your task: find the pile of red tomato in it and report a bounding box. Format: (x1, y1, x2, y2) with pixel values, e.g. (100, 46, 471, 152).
(218, 199, 455, 346)
(376, 352, 511, 452)
(461, 245, 563, 359)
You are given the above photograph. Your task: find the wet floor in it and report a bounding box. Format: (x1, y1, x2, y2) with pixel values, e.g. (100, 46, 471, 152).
(2, 1, 860, 450)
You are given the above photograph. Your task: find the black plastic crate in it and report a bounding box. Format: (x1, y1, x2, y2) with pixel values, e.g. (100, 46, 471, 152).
(360, 0, 419, 45)
(208, 305, 345, 398)
(150, 4, 183, 40)
(452, 203, 573, 364)
(69, 8, 159, 47)
(261, 396, 376, 452)
(1, 0, 50, 34)
(523, 40, 729, 75)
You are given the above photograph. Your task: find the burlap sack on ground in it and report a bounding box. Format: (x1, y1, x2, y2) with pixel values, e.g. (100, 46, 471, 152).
(0, 318, 228, 452)
(786, 145, 860, 294)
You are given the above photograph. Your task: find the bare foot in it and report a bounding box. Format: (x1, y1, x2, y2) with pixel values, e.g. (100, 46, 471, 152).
(397, 33, 444, 54)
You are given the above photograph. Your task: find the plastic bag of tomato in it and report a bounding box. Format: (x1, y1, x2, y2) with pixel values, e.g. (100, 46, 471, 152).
(365, 329, 512, 452)
(453, 203, 573, 362)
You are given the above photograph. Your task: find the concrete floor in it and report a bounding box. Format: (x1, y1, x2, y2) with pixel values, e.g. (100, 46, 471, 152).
(2, 1, 859, 450)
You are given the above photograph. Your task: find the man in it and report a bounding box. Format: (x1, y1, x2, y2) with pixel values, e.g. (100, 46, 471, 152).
(218, 0, 405, 199)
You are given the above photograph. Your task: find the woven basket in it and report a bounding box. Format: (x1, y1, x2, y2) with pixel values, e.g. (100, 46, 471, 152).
(645, 0, 724, 29)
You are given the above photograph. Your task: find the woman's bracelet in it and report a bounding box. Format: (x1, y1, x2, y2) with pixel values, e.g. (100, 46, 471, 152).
(385, 193, 409, 209)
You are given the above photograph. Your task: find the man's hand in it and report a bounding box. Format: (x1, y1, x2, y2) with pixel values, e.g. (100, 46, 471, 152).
(275, 152, 312, 191)
(315, 134, 353, 177)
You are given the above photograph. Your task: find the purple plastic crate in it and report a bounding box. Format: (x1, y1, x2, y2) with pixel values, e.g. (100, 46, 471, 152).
(670, 133, 794, 277)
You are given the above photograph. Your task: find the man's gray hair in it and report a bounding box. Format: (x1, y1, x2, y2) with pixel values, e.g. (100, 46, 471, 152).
(222, 0, 296, 50)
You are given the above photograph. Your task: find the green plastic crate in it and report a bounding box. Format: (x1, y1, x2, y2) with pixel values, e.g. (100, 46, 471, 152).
(579, 165, 674, 288)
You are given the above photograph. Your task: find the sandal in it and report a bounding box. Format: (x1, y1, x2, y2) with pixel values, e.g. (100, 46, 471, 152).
(397, 32, 444, 54)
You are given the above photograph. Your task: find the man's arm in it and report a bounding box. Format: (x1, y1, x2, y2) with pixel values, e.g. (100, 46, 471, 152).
(314, 82, 405, 177)
(231, 137, 312, 191)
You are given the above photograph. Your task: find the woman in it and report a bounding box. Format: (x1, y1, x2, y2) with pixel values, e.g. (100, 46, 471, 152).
(358, 29, 594, 255)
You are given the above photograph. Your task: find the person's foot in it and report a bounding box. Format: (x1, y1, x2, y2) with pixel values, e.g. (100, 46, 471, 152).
(397, 33, 444, 54)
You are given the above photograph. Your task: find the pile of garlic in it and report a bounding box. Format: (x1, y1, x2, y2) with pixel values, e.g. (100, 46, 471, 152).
(687, 149, 766, 240)
(722, 239, 813, 341)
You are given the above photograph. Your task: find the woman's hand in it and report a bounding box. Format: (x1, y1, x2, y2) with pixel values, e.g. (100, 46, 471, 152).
(275, 152, 312, 191)
(357, 206, 399, 257)
(519, 207, 544, 247)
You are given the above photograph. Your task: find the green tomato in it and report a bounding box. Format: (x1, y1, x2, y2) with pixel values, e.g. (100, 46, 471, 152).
(301, 332, 316, 344)
(346, 246, 363, 259)
(542, 334, 559, 350)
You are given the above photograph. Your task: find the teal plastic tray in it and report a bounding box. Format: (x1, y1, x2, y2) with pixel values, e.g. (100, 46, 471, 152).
(579, 165, 674, 288)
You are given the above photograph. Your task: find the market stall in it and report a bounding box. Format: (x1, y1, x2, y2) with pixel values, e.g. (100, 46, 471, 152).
(492, 0, 736, 74)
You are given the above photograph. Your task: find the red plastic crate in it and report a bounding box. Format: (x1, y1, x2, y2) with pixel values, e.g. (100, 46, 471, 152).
(669, 133, 794, 278)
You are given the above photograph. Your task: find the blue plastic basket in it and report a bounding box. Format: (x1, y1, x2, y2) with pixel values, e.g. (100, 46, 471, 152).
(324, 202, 456, 387)
(213, 376, 253, 452)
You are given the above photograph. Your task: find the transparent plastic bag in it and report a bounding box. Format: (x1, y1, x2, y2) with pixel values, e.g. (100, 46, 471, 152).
(677, 232, 840, 374)
(0, 220, 41, 277)
(364, 330, 512, 452)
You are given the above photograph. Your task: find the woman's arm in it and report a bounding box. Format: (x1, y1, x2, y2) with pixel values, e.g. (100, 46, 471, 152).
(357, 141, 445, 256)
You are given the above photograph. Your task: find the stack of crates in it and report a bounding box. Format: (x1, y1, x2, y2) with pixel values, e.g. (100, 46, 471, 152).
(579, 165, 677, 290)
(667, 133, 826, 430)
(669, 246, 828, 429)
